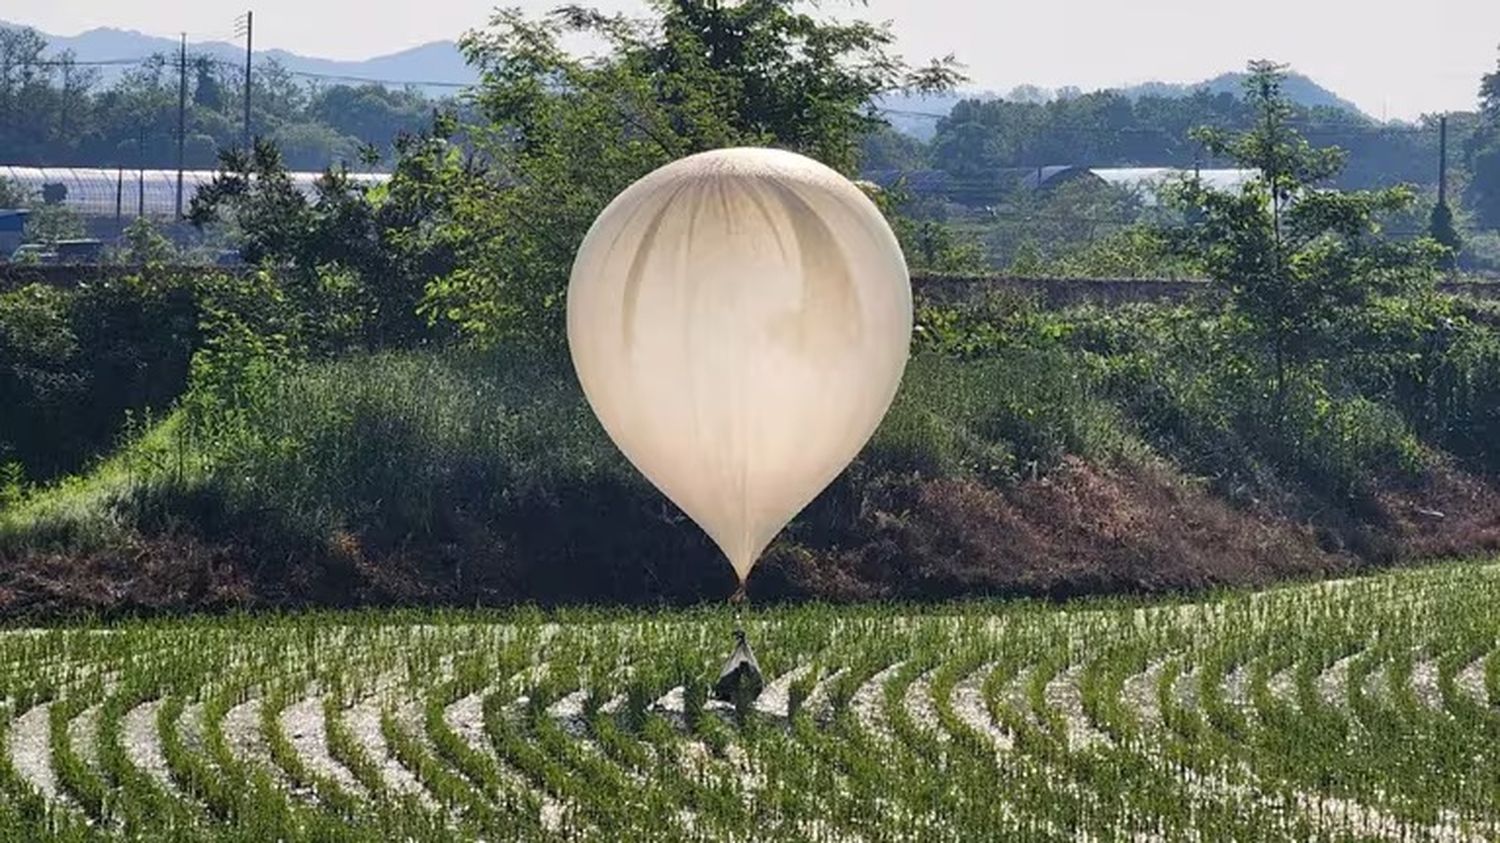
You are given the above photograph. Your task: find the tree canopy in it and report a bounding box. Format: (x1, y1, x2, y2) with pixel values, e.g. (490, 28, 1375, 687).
(1165, 61, 1443, 410)
(417, 0, 962, 346)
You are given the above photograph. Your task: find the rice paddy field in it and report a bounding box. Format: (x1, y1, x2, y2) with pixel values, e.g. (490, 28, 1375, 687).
(2, 560, 1498, 842)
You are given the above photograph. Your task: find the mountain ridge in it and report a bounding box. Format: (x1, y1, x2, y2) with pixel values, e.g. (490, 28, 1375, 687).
(6, 20, 1370, 126)
(879, 71, 1371, 139)
(0, 20, 476, 92)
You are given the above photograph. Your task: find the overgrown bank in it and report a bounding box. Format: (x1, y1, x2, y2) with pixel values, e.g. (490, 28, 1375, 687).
(6, 286, 1500, 618)
(6, 32, 1500, 617)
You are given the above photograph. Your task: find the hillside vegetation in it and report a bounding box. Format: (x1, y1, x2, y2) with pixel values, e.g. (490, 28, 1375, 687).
(6, 282, 1500, 616)
(5, 6, 1500, 618)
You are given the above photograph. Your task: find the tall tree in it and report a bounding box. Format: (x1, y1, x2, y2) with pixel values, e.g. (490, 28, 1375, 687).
(193, 56, 224, 110)
(1429, 199, 1461, 268)
(1482, 46, 1500, 121)
(1470, 48, 1500, 228)
(1166, 61, 1442, 414)
(419, 0, 961, 346)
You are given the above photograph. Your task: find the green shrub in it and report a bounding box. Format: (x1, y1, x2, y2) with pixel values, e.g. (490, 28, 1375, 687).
(913, 289, 1075, 358)
(872, 350, 1133, 483)
(164, 348, 623, 541)
(1421, 316, 1500, 473)
(0, 276, 200, 485)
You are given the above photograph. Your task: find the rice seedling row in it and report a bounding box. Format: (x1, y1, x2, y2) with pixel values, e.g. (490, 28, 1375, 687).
(2, 560, 1498, 840)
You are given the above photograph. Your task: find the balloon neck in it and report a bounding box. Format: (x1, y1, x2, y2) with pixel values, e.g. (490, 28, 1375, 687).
(729, 581, 747, 629)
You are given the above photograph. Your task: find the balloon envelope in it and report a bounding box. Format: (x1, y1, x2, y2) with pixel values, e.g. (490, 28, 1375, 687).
(567, 147, 912, 583)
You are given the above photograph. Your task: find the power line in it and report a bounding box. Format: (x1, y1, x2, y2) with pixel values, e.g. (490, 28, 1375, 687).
(26, 58, 161, 67)
(10, 57, 1457, 131)
(878, 111, 1441, 136)
(274, 68, 470, 88)
(21, 55, 473, 89)
(4, 55, 1455, 144)
(195, 56, 473, 89)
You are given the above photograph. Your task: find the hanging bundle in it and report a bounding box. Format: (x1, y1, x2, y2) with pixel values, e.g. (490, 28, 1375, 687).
(713, 628, 764, 703)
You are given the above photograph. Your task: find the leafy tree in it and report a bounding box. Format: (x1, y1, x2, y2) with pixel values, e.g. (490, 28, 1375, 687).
(309, 84, 434, 150)
(248, 59, 310, 127)
(1165, 61, 1443, 414)
(1429, 199, 1461, 268)
(1482, 47, 1500, 121)
(23, 203, 85, 243)
(923, 177, 1154, 271)
(0, 25, 454, 171)
(1, 28, 61, 151)
(270, 122, 360, 170)
(189, 141, 315, 264)
(931, 89, 1250, 182)
(419, 0, 961, 346)
(1469, 49, 1500, 229)
(927, 82, 1440, 197)
(193, 56, 224, 110)
(860, 124, 930, 172)
(899, 219, 989, 274)
(0, 176, 30, 208)
(189, 134, 460, 349)
(1470, 141, 1500, 229)
(118, 216, 177, 265)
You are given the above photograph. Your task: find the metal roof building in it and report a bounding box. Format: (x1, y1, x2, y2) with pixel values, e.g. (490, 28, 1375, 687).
(1020, 165, 1259, 203)
(1091, 167, 1258, 201)
(1015, 165, 1089, 192)
(0, 166, 390, 218)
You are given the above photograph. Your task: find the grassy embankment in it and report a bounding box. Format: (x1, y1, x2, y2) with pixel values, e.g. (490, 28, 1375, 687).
(7, 289, 1500, 616)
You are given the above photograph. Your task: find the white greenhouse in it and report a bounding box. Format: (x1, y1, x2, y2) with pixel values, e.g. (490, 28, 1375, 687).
(0, 166, 390, 218)
(1017, 165, 1259, 205)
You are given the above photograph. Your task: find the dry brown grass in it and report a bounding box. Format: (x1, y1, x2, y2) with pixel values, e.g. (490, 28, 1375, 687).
(7, 455, 1500, 619)
(755, 457, 1349, 602)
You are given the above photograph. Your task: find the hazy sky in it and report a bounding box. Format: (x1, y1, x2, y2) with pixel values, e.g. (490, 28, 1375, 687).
(6, 0, 1498, 121)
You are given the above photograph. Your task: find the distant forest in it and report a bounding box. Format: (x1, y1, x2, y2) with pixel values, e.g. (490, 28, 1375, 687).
(5, 22, 1500, 251)
(867, 88, 1459, 194)
(0, 26, 457, 172)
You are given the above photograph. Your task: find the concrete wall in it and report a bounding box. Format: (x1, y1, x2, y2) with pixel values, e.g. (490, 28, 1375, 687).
(5, 264, 1500, 305)
(913, 275, 1500, 305)
(913, 275, 1211, 306)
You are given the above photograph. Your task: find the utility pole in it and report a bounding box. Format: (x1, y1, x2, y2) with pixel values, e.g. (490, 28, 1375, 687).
(137, 124, 146, 217)
(59, 62, 71, 139)
(176, 33, 187, 219)
(237, 11, 253, 148)
(1438, 115, 1449, 207)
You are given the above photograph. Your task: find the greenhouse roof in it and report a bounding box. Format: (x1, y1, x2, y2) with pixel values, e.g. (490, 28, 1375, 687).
(0, 166, 390, 218)
(1090, 167, 1259, 195)
(1009, 165, 1259, 205)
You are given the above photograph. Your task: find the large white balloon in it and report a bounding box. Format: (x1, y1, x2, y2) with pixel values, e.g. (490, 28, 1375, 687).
(567, 147, 912, 585)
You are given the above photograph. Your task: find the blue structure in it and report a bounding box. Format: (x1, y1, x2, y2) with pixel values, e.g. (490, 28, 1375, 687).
(0, 209, 28, 233)
(0, 209, 29, 258)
